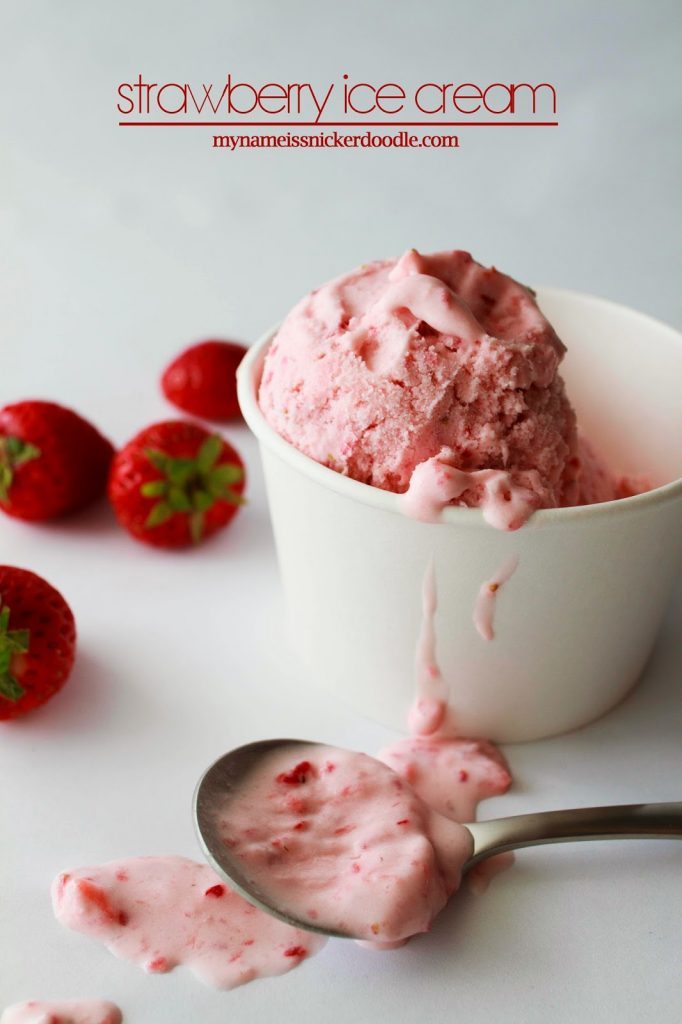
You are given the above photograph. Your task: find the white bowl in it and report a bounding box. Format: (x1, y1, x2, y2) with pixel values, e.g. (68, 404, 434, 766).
(237, 289, 682, 742)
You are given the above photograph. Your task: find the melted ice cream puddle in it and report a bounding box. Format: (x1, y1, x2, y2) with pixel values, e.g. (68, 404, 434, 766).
(51, 560, 514, 986)
(0, 1003, 121, 1024)
(52, 857, 325, 990)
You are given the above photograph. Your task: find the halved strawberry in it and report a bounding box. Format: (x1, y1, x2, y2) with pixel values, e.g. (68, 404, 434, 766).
(0, 566, 77, 720)
(161, 340, 247, 421)
(0, 401, 114, 521)
(108, 420, 245, 549)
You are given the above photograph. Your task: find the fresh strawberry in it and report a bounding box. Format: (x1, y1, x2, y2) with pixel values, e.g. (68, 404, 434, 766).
(0, 401, 114, 521)
(108, 420, 245, 548)
(0, 566, 76, 720)
(161, 340, 247, 421)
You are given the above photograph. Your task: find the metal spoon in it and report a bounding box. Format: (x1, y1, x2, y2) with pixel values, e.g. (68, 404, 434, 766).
(193, 738, 682, 940)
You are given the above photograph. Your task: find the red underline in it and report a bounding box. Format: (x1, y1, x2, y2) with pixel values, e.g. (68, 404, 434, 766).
(118, 120, 559, 127)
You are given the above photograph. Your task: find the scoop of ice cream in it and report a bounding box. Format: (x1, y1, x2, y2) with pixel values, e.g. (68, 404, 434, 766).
(259, 248, 643, 528)
(217, 744, 473, 944)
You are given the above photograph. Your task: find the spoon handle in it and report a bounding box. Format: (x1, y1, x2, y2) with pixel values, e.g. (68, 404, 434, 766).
(464, 802, 682, 867)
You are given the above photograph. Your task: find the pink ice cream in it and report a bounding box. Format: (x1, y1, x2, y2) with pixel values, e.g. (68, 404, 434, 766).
(210, 559, 512, 947)
(379, 557, 514, 894)
(473, 554, 519, 641)
(216, 744, 473, 944)
(0, 1003, 121, 1024)
(258, 248, 644, 529)
(51, 857, 325, 990)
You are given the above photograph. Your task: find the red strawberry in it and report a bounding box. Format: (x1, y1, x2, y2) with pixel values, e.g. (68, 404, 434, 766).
(161, 340, 248, 421)
(0, 566, 77, 720)
(0, 401, 114, 521)
(108, 420, 245, 548)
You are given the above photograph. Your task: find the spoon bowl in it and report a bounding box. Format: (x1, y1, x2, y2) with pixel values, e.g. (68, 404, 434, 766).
(194, 739, 349, 937)
(194, 738, 682, 941)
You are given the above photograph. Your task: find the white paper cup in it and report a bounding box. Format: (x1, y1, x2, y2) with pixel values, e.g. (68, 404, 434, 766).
(238, 289, 682, 742)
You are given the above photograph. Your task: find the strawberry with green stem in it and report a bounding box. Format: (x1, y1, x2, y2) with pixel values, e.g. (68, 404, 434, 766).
(108, 421, 246, 549)
(0, 566, 77, 720)
(0, 400, 114, 521)
(0, 436, 41, 501)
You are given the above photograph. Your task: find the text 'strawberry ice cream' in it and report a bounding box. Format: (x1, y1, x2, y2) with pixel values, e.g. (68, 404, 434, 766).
(51, 858, 325, 990)
(0, 1003, 121, 1024)
(216, 745, 474, 944)
(258, 248, 646, 529)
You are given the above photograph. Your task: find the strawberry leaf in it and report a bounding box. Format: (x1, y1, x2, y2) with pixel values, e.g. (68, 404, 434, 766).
(166, 458, 196, 487)
(7, 629, 29, 652)
(0, 436, 41, 501)
(205, 476, 228, 499)
(192, 489, 214, 513)
(210, 463, 244, 487)
(189, 511, 205, 544)
(140, 480, 168, 498)
(145, 501, 174, 528)
(0, 672, 24, 701)
(197, 435, 222, 473)
(0, 466, 11, 499)
(145, 449, 170, 473)
(0, 603, 29, 702)
(167, 486, 193, 512)
(5, 437, 41, 465)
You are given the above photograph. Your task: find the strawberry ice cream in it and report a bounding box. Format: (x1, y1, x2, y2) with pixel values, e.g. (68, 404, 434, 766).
(215, 744, 473, 944)
(51, 857, 325, 990)
(0, 1003, 121, 1024)
(258, 248, 645, 529)
(473, 554, 519, 641)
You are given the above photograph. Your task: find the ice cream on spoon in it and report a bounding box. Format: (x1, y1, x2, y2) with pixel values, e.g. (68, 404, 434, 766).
(195, 739, 682, 943)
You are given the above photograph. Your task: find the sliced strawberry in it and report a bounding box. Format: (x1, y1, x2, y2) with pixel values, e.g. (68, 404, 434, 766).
(108, 420, 246, 549)
(0, 401, 114, 521)
(0, 566, 76, 720)
(161, 340, 248, 421)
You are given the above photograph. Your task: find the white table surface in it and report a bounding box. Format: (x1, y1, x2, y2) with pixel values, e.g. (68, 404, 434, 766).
(1, 1, 680, 1021)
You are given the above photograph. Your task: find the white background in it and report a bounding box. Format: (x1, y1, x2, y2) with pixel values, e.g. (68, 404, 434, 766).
(1, 1, 680, 1021)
